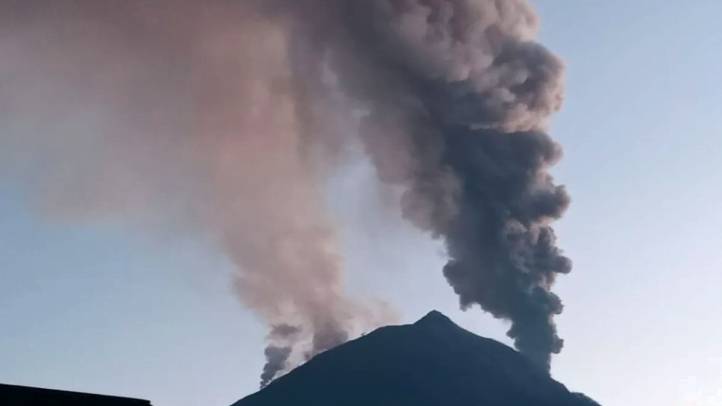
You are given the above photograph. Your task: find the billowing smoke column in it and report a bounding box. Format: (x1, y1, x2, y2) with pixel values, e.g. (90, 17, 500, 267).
(0, 0, 571, 384)
(373, 0, 571, 370)
(280, 0, 572, 370)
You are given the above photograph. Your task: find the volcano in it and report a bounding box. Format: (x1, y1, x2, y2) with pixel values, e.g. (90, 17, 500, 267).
(234, 311, 598, 406)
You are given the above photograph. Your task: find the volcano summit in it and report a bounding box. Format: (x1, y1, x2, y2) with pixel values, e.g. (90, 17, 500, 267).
(234, 311, 599, 406)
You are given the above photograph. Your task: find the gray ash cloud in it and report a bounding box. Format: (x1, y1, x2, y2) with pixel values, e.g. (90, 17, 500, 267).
(292, 0, 573, 370)
(0, 0, 573, 383)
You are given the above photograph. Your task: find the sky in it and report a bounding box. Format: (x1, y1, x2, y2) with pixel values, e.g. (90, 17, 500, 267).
(2, 1, 722, 406)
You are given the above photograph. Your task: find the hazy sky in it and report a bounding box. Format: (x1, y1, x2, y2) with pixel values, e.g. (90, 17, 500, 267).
(2, 1, 722, 406)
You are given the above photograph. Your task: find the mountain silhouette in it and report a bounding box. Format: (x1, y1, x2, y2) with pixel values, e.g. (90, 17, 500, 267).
(234, 311, 599, 406)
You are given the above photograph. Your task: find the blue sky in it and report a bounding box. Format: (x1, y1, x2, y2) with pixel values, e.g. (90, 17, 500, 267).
(2, 1, 722, 405)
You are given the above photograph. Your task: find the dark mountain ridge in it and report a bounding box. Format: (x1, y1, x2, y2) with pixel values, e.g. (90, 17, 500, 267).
(235, 311, 598, 406)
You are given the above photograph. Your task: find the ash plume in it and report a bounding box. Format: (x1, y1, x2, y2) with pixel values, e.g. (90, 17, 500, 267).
(0, 0, 392, 387)
(0, 0, 572, 383)
(365, 0, 570, 369)
(269, 0, 572, 369)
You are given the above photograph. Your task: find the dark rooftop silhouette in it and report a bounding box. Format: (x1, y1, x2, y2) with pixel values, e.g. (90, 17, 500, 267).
(0, 383, 151, 406)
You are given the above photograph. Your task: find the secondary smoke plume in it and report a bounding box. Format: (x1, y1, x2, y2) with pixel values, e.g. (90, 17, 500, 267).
(260, 324, 301, 389)
(0, 0, 392, 386)
(0, 0, 572, 381)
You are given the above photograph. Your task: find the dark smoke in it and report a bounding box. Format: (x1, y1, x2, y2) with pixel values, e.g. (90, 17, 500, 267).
(260, 346, 292, 389)
(282, 0, 572, 370)
(260, 324, 301, 388)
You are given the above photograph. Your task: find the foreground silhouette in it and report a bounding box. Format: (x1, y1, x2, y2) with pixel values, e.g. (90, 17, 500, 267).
(0, 384, 150, 406)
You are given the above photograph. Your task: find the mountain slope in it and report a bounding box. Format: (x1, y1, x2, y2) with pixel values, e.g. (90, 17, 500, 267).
(234, 311, 597, 406)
